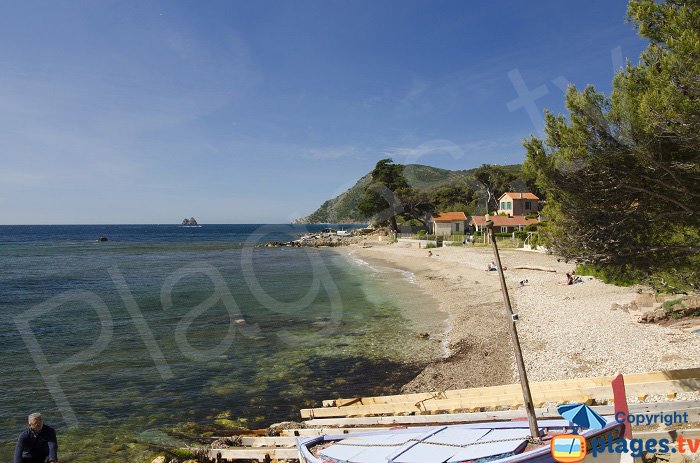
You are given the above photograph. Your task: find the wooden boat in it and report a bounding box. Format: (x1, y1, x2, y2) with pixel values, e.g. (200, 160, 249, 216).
(296, 418, 625, 463)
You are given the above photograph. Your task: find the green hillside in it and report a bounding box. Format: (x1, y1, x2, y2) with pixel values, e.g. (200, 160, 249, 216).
(297, 163, 524, 224)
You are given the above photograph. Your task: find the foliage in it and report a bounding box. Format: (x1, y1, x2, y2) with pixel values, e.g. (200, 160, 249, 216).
(473, 164, 517, 212)
(575, 263, 643, 287)
(425, 242, 437, 249)
(429, 183, 479, 213)
(514, 230, 528, 241)
(357, 159, 411, 232)
(662, 298, 686, 310)
(523, 0, 700, 289)
(300, 163, 525, 224)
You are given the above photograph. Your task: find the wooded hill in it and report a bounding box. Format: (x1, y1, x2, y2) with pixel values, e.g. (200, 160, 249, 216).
(296, 163, 525, 224)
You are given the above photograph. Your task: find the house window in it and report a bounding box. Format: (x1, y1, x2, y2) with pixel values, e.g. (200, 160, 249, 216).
(455, 223, 460, 232)
(501, 226, 508, 233)
(525, 201, 531, 210)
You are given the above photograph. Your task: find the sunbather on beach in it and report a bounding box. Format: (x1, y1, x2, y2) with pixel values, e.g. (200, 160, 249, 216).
(558, 272, 575, 285)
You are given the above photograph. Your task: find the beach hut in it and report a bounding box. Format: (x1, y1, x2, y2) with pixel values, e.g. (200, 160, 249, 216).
(430, 212, 467, 236)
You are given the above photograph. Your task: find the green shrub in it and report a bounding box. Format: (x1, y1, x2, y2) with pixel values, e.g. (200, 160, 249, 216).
(575, 264, 643, 287)
(514, 230, 528, 241)
(662, 298, 685, 310)
(525, 223, 539, 232)
(494, 232, 513, 237)
(417, 229, 427, 237)
(426, 242, 437, 249)
(525, 213, 538, 219)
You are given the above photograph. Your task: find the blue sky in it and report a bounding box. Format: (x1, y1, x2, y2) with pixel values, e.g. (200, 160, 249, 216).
(1, 1, 646, 224)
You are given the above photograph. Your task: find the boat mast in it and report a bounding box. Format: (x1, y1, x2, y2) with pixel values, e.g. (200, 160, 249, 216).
(485, 220, 540, 441)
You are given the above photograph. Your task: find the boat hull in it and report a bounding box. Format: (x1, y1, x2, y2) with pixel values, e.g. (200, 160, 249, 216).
(297, 420, 625, 463)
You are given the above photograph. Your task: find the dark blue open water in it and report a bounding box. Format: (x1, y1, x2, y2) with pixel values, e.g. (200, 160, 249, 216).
(0, 225, 441, 462)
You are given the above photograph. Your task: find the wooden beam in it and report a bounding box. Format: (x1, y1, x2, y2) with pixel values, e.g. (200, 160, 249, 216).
(322, 368, 700, 408)
(302, 378, 700, 419)
(279, 427, 396, 437)
(301, 390, 594, 419)
(303, 404, 700, 428)
(208, 447, 298, 461)
(235, 436, 297, 447)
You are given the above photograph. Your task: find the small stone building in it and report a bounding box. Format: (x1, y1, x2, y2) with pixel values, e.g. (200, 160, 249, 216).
(430, 212, 468, 236)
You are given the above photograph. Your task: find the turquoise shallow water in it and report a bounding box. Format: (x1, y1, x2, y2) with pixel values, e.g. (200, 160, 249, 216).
(0, 225, 441, 462)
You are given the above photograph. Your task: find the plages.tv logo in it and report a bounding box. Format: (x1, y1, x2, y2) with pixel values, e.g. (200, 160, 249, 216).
(551, 402, 608, 463)
(551, 434, 586, 463)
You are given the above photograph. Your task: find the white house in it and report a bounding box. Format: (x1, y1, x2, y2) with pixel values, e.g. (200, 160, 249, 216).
(430, 212, 468, 236)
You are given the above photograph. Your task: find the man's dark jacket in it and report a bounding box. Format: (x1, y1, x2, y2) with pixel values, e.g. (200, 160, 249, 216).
(14, 425, 58, 463)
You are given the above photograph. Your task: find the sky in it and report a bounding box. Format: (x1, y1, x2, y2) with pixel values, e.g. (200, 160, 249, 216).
(0, 0, 647, 224)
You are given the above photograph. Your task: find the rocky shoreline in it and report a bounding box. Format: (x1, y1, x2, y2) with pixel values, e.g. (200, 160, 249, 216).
(264, 228, 387, 248)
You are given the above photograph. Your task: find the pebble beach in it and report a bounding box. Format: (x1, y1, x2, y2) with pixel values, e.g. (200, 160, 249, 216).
(342, 242, 700, 392)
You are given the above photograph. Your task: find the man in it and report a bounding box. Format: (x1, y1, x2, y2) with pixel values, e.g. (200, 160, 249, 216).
(14, 413, 58, 463)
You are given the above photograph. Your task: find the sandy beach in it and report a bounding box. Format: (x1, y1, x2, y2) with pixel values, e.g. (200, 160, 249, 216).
(342, 242, 700, 394)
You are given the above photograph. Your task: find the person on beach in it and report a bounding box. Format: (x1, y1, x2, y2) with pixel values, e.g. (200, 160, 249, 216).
(558, 272, 575, 285)
(427, 250, 433, 257)
(14, 413, 58, 463)
(486, 261, 497, 271)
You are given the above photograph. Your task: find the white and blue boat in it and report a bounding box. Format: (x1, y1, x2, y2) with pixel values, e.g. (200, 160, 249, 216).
(296, 417, 626, 463)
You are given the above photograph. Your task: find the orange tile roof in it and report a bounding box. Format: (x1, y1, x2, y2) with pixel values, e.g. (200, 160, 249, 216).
(431, 211, 468, 222)
(501, 192, 540, 200)
(470, 215, 539, 227)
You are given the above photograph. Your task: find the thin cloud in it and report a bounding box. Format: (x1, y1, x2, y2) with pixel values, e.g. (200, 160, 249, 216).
(0, 171, 45, 186)
(383, 139, 464, 161)
(305, 146, 364, 160)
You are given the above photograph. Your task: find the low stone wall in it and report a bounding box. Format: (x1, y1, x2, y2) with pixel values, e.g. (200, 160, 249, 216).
(397, 238, 438, 248)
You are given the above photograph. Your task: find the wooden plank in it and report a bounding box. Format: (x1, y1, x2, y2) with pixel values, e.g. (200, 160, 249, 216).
(235, 436, 297, 447)
(305, 408, 552, 427)
(511, 265, 556, 272)
(303, 380, 700, 419)
(322, 368, 700, 407)
(319, 377, 700, 416)
(208, 447, 298, 461)
(301, 391, 594, 419)
(300, 403, 700, 430)
(280, 427, 397, 437)
(304, 405, 700, 428)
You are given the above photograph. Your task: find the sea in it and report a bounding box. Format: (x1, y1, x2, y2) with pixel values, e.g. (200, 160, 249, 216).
(0, 224, 443, 462)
